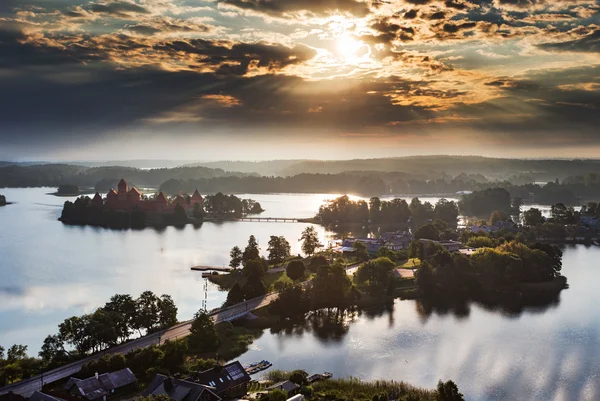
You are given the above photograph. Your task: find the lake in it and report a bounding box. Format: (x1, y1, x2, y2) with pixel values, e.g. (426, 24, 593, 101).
(1, 188, 598, 400)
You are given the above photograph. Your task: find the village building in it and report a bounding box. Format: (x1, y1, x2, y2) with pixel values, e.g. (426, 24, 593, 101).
(266, 380, 299, 397)
(64, 368, 137, 401)
(28, 392, 65, 401)
(194, 362, 251, 399)
(143, 375, 220, 401)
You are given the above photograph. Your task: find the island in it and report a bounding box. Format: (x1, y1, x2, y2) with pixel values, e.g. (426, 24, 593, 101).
(59, 178, 264, 228)
(49, 184, 92, 197)
(0, 193, 9, 206)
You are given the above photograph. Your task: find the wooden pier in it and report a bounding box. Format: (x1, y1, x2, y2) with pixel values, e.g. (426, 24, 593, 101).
(190, 265, 233, 272)
(205, 216, 306, 223)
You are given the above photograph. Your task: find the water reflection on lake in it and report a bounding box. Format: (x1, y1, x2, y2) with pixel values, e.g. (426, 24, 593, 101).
(3, 189, 599, 401)
(238, 244, 600, 401)
(0, 189, 337, 352)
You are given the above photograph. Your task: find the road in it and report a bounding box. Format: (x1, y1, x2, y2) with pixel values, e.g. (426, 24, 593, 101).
(0, 290, 280, 398)
(1, 264, 360, 398)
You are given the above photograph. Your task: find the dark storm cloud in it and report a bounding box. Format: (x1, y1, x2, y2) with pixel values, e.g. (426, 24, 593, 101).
(537, 29, 600, 52)
(218, 0, 371, 17)
(88, 0, 150, 17)
(124, 17, 214, 36)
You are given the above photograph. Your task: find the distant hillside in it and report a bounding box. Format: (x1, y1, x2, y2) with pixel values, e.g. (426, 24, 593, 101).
(278, 156, 600, 181)
(182, 160, 306, 176)
(0, 164, 252, 189)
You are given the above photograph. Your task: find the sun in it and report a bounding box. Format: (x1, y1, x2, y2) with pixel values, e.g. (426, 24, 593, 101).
(335, 35, 365, 62)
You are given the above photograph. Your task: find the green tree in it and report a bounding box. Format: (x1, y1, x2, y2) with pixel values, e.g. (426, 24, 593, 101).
(243, 275, 267, 299)
(466, 236, 494, 248)
(243, 259, 266, 278)
(352, 241, 369, 261)
(289, 369, 309, 385)
(312, 263, 352, 307)
(415, 261, 436, 293)
(158, 294, 178, 329)
(377, 246, 397, 261)
(6, 345, 27, 362)
(135, 291, 160, 334)
(229, 246, 243, 270)
(523, 208, 544, 227)
(104, 294, 137, 342)
(160, 340, 188, 373)
(243, 235, 260, 266)
(225, 282, 245, 305)
(286, 260, 306, 281)
(59, 316, 93, 355)
(355, 257, 395, 296)
(300, 226, 321, 256)
(267, 389, 287, 401)
(415, 224, 440, 240)
(39, 335, 70, 363)
(188, 310, 220, 353)
(489, 210, 508, 226)
(434, 198, 459, 225)
(408, 240, 424, 260)
(267, 236, 291, 264)
(436, 380, 464, 401)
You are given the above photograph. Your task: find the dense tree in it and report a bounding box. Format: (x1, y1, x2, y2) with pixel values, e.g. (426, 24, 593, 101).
(408, 240, 425, 260)
(225, 282, 245, 305)
(551, 203, 579, 224)
(459, 188, 511, 216)
(436, 380, 464, 401)
(466, 236, 495, 248)
(243, 259, 266, 278)
(104, 294, 137, 342)
(523, 208, 544, 226)
(267, 236, 291, 264)
(352, 241, 369, 261)
(158, 295, 178, 329)
(243, 235, 260, 266)
(415, 261, 436, 292)
(355, 257, 396, 296)
(377, 246, 397, 261)
(434, 199, 459, 225)
(286, 260, 306, 281)
(270, 285, 310, 319)
(229, 246, 243, 270)
(135, 291, 161, 334)
(489, 210, 509, 226)
(39, 335, 69, 363)
(414, 224, 440, 241)
(312, 263, 352, 307)
(300, 226, 321, 256)
(188, 310, 220, 353)
(242, 275, 267, 299)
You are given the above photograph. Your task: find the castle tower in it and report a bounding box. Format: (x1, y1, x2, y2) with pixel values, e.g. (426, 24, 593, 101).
(117, 178, 128, 202)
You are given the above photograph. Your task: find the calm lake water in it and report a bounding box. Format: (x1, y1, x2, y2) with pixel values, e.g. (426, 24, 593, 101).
(1, 188, 598, 400)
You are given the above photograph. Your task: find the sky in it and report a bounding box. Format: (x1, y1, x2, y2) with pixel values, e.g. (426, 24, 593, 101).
(1, 0, 600, 161)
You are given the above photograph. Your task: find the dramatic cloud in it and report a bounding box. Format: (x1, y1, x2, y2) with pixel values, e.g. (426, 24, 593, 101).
(2, 0, 600, 159)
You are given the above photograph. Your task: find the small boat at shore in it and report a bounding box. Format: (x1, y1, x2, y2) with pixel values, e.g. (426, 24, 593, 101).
(244, 360, 272, 375)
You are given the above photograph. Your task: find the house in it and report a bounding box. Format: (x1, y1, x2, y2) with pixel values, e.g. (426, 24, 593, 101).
(381, 232, 413, 251)
(0, 392, 27, 401)
(195, 362, 251, 399)
(142, 375, 220, 401)
(420, 239, 462, 253)
(338, 238, 384, 255)
(29, 392, 65, 401)
(65, 368, 137, 401)
(266, 381, 299, 397)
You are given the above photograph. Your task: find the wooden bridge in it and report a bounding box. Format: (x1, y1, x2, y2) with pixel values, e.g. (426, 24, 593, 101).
(205, 216, 304, 223)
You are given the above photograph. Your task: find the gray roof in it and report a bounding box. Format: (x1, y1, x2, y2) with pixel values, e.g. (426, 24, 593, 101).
(195, 361, 251, 394)
(266, 381, 299, 393)
(29, 392, 65, 401)
(67, 368, 137, 400)
(143, 374, 220, 401)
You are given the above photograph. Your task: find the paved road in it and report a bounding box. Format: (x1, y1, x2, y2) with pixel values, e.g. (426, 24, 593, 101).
(1, 264, 360, 398)
(0, 290, 281, 398)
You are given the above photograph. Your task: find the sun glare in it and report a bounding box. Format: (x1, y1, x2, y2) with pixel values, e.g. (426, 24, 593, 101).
(336, 35, 366, 63)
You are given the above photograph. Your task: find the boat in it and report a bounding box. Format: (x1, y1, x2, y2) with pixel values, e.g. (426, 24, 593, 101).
(307, 372, 333, 383)
(244, 360, 272, 375)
